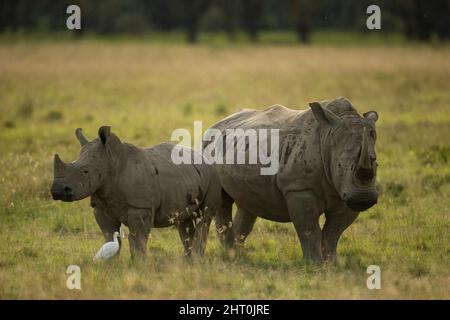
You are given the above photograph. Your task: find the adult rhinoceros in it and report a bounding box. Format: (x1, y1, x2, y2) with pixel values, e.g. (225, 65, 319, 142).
(204, 97, 379, 263)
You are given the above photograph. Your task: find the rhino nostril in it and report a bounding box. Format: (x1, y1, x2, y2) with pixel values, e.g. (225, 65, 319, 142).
(64, 186, 72, 193)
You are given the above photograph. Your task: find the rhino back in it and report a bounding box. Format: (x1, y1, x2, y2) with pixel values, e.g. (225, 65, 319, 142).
(209, 105, 306, 131)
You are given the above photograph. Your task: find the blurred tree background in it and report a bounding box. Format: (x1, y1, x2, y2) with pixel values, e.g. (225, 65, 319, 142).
(0, 0, 448, 43)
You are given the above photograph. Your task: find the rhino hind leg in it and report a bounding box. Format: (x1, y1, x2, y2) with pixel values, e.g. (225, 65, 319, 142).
(215, 189, 235, 249)
(177, 218, 196, 257)
(322, 208, 359, 263)
(192, 216, 212, 257)
(233, 207, 257, 247)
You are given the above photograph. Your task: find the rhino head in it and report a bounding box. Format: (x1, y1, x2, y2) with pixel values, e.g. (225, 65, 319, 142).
(51, 126, 118, 202)
(310, 100, 379, 212)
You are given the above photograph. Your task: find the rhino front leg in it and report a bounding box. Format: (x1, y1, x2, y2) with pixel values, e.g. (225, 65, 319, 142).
(233, 207, 257, 247)
(322, 207, 359, 263)
(215, 189, 235, 249)
(286, 191, 323, 263)
(128, 208, 152, 259)
(93, 206, 122, 250)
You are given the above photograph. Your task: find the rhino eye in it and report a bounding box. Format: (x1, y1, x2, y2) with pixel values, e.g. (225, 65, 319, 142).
(369, 130, 376, 139)
(82, 169, 89, 174)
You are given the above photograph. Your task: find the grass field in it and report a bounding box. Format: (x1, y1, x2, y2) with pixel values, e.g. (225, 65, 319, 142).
(0, 34, 449, 299)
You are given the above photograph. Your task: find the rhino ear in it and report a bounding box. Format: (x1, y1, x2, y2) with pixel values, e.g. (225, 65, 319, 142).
(309, 102, 340, 126)
(363, 111, 378, 123)
(98, 126, 111, 145)
(75, 128, 88, 146)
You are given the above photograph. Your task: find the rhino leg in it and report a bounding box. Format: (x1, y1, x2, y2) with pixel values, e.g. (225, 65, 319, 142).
(128, 208, 152, 259)
(177, 218, 196, 257)
(93, 205, 122, 251)
(192, 216, 212, 257)
(286, 191, 323, 263)
(215, 189, 235, 249)
(322, 208, 359, 263)
(233, 207, 257, 247)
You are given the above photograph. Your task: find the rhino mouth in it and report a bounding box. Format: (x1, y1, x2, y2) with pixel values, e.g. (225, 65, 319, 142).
(343, 191, 378, 212)
(345, 199, 377, 211)
(51, 185, 74, 202)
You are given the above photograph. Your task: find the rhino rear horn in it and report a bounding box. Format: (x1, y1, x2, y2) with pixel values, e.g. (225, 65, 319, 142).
(309, 102, 340, 126)
(75, 128, 88, 146)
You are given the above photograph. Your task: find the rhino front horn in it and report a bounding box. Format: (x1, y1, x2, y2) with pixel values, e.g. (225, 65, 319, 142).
(54, 154, 67, 170)
(355, 127, 374, 181)
(358, 127, 371, 170)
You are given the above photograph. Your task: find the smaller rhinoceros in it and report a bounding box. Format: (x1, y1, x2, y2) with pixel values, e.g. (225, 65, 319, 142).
(51, 126, 222, 259)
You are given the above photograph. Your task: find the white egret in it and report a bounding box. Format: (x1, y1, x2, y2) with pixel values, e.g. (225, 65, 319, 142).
(93, 231, 120, 261)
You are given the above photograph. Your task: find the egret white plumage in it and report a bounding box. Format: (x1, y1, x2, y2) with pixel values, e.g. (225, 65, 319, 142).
(93, 231, 120, 261)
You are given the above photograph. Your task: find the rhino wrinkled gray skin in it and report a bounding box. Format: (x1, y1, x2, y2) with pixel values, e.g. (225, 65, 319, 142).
(51, 126, 222, 259)
(204, 97, 379, 263)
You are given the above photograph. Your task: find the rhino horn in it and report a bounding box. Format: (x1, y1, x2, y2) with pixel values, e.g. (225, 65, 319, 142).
(355, 128, 374, 181)
(54, 154, 67, 171)
(358, 127, 371, 170)
(355, 127, 374, 181)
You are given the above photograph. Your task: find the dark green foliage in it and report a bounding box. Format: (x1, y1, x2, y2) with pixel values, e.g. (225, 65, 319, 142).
(182, 103, 193, 116)
(215, 104, 227, 115)
(17, 97, 34, 119)
(45, 110, 63, 121)
(1, 0, 448, 42)
(4, 120, 15, 128)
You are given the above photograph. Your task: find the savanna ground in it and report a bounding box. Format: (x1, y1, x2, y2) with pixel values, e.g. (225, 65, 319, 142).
(0, 33, 449, 299)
